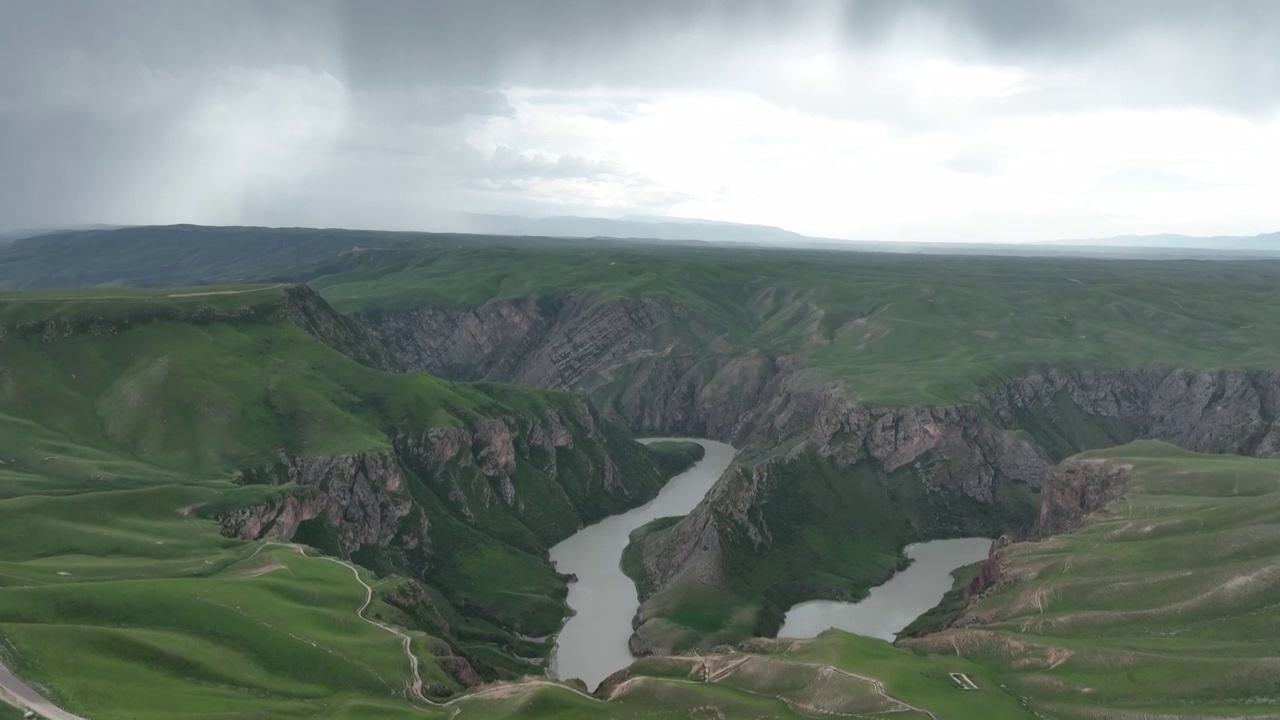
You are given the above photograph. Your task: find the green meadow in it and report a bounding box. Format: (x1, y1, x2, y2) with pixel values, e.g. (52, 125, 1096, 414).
(906, 441, 1280, 718)
(3, 230, 1280, 718)
(313, 241, 1280, 406)
(0, 288, 691, 717)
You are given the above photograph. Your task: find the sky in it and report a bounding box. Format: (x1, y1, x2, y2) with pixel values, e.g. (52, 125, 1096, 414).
(3, 0, 1280, 243)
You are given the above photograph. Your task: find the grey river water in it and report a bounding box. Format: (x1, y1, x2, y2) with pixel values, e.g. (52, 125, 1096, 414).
(549, 438, 736, 689)
(548, 436, 991, 689)
(778, 536, 993, 641)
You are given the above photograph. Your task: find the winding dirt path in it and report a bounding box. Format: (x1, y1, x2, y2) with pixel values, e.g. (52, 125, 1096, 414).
(254, 542, 429, 703)
(310, 553, 430, 703)
(2, 541, 939, 719)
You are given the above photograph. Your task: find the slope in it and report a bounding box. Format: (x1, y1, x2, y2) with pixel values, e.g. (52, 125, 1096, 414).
(0, 286, 696, 717)
(905, 442, 1280, 718)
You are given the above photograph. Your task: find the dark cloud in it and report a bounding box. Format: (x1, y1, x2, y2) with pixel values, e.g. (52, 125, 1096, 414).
(2, 0, 1279, 234)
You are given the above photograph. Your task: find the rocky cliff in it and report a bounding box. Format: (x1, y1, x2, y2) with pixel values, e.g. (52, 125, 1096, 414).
(220, 399, 676, 573)
(628, 366, 1280, 653)
(952, 456, 1134, 615)
(359, 294, 1280, 654)
(216, 394, 692, 686)
(1034, 457, 1133, 535)
(358, 295, 792, 441)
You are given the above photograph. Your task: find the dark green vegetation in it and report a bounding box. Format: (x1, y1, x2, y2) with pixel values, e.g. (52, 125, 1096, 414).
(4, 225, 1280, 718)
(723, 451, 1032, 637)
(0, 286, 692, 716)
(6, 226, 1280, 405)
(628, 451, 1036, 653)
(643, 440, 705, 477)
(905, 442, 1280, 719)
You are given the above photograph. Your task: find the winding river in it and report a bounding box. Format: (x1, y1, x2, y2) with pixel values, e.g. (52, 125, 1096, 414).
(549, 439, 736, 689)
(549, 437, 992, 689)
(778, 537, 993, 641)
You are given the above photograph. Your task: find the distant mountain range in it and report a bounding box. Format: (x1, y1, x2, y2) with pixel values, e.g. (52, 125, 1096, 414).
(5, 215, 1279, 258)
(443, 213, 1280, 258)
(446, 213, 812, 245)
(1052, 232, 1280, 252)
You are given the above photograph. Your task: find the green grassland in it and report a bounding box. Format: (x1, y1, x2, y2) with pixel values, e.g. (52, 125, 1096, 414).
(0, 439, 429, 719)
(0, 288, 701, 717)
(439, 631, 1034, 720)
(312, 241, 1280, 406)
(6, 227, 1280, 406)
(904, 441, 1280, 719)
(5, 229, 1280, 718)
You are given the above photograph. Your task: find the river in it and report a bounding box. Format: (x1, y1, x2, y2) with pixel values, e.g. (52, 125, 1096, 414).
(549, 437, 991, 689)
(549, 438, 736, 689)
(778, 537, 993, 641)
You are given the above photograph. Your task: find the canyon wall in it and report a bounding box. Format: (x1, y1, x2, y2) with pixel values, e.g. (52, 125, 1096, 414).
(359, 295, 1280, 654)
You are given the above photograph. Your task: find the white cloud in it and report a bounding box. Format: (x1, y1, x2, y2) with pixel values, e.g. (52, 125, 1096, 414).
(467, 81, 1280, 241)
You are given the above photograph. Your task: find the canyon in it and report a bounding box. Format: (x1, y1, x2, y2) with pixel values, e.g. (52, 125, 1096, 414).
(5, 226, 1280, 718)
(358, 294, 1280, 654)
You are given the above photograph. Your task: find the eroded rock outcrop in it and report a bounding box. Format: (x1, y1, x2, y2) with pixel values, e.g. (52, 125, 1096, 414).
(358, 292, 1280, 655)
(219, 400, 666, 566)
(359, 295, 675, 389)
(1035, 458, 1133, 536)
(963, 535, 1013, 603)
(220, 451, 429, 567)
(629, 367, 1280, 653)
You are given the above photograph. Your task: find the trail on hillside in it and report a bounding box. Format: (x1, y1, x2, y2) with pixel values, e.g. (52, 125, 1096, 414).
(271, 539, 941, 717)
(254, 542, 431, 703)
(310, 552, 431, 703)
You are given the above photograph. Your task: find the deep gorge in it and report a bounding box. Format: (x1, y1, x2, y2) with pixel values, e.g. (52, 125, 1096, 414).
(355, 294, 1280, 654)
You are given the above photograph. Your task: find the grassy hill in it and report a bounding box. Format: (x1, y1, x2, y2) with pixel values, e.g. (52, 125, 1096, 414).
(6, 226, 1280, 717)
(905, 442, 1280, 718)
(8, 225, 1280, 405)
(313, 241, 1280, 405)
(0, 286, 700, 717)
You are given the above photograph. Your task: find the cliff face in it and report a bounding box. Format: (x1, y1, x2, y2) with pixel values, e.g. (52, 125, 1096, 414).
(360, 295, 674, 390)
(219, 451, 427, 567)
(1035, 458, 1133, 535)
(359, 296, 791, 442)
(359, 294, 1280, 653)
(952, 458, 1134, 613)
(629, 367, 1280, 652)
(214, 395, 685, 686)
(219, 399, 670, 572)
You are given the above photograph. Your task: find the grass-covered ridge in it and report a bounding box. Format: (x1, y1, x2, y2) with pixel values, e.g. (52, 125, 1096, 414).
(1, 285, 540, 469)
(8, 226, 1280, 406)
(0, 287, 697, 717)
(905, 441, 1280, 719)
(314, 244, 1280, 405)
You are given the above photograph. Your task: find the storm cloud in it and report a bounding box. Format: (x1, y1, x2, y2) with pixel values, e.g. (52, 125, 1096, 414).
(3, 0, 1280, 241)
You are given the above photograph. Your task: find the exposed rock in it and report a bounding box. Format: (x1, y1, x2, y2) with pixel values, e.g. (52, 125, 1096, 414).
(220, 451, 429, 569)
(963, 535, 1013, 602)
(359, 293, 1280, 654)
(359, 294, 673, 390)
(1035, 459, 1133, 536)
(439, 656, 483, 689)
(219, 400, 666, 568)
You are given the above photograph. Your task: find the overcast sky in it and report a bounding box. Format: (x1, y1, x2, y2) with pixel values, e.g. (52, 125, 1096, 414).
(4, 0, 1280, 242)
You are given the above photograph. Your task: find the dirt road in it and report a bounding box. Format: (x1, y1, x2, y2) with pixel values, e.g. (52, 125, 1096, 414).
(0, 657, 88, 720)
